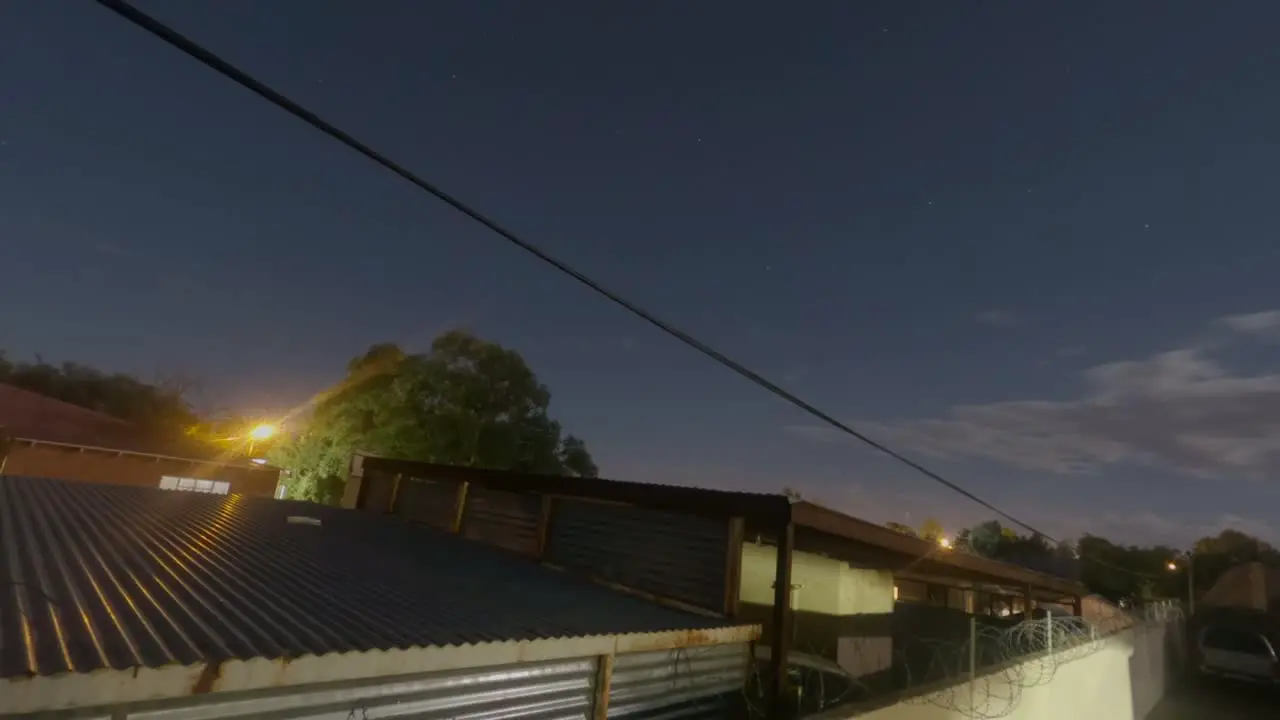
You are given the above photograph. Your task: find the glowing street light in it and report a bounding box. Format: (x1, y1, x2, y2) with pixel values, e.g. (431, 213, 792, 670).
(1166, 561, 1178, 572)
(244, 423, 279, 456)
(248, 424, 277, 441)
(938, 536, 953, 550)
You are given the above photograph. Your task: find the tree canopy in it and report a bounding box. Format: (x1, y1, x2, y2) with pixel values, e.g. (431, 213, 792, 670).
(948, 520, 1077, 579)
(919, 518, 945, 543)
(885, 522, 917, 537)
(937, 516, 1280, 604)
(1071, 531, 1280, 603)
(271, 330, 598, 504)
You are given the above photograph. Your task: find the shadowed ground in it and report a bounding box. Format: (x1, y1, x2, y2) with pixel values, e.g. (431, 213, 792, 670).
(1147, 676, 1277, 719)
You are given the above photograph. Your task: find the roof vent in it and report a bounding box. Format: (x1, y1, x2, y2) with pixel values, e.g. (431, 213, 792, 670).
(287, 516, 322, 527)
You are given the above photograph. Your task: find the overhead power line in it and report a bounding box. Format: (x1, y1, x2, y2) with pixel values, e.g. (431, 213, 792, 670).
(93, 0, 1154, 580)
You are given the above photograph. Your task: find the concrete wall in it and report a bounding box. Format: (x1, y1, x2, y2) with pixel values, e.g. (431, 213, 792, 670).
(3, 443, 280, 498)
(826, 619, 1185, 720)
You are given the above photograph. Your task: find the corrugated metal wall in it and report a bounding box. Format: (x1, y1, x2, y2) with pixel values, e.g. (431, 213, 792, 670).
(609, 643, 749, 718)
(462, 485, 543, 556)
(106, 656, 596, 719)
(546, 499, 731, 612)
(88, 646, 750, 719)
(392, 475, 459, 529)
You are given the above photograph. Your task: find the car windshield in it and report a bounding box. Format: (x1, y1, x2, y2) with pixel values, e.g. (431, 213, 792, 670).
(1201, 627, 1275, 657)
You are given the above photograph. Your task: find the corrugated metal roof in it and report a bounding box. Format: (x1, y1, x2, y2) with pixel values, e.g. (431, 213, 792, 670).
(0, 474, 740, 680)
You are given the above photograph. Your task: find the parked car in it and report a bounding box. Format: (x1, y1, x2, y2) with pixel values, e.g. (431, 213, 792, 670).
(1198, 625, 1280, 684)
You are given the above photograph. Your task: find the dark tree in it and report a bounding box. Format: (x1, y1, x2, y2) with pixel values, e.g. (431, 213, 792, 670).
(271, 330, 598, 503)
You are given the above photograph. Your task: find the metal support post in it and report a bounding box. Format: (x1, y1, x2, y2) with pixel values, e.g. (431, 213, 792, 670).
(1046, 612, 1053, 655)
(591, 654, 614, 719)
(968, 615, 977, 711)
(768, 521, 795, 720)
(1187, 559, 1196, 616)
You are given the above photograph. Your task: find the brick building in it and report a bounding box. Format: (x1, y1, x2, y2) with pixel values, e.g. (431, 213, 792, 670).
(0, 383, 279, 497)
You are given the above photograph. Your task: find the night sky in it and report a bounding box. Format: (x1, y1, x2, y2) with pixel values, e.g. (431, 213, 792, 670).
(4, 2, 1280, 547)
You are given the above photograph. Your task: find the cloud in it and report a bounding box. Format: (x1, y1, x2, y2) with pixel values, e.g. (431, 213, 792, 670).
(974, 309, 1023, 328)
(1218, 310, 1280, 340)
(788, 312, 1280, 480)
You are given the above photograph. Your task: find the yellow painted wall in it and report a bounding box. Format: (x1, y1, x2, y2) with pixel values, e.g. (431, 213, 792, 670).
(740, 542, 895, 615)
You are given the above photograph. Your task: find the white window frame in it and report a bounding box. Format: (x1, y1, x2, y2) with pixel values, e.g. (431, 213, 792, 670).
(159, 476, 231, 495)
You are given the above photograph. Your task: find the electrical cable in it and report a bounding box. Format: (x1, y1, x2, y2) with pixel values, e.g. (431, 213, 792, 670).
(91, 0, 1155, 580)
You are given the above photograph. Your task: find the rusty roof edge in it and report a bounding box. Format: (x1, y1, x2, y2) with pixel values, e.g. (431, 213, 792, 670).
(791, 501, 1086, 596)
(359, 455, 794, 523)
(893, 569, 1078, 601)
(1, 624, 760, 716)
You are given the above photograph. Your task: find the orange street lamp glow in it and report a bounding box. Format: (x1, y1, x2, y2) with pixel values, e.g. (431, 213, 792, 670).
(1166, 561, 1178, 571)
(938, 536, 953, 550)
(248, 423, 277, 441)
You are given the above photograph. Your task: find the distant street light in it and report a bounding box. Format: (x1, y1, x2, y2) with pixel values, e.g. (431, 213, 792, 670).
(938, 536, 953, 550)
